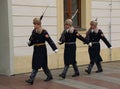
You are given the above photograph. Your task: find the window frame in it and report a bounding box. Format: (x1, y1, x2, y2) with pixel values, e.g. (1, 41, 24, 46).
(64, 0, 81, 27)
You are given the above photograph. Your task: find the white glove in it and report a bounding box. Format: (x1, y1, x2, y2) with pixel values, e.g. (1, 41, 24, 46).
(27, 41, 31, 46)
(110, 47, 112, 49)
(54, 49, 58, 53)
(27, 41, 30, 44)
(58, 41, 62, 44)
(89, 42, 92, 47)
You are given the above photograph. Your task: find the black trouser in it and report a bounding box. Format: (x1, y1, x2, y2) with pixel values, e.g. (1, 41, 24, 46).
(61, 65, 69, 75)
(30, 66, 52, 79)
(42, 66, 53, 78)
(29, 66, 52, 81)
(96, 61, 102, 71)
(89, 61, 102, 71)
(72, 64, 79, 74)
(61, 64, 79, 76)
(29, 69, 38, 81)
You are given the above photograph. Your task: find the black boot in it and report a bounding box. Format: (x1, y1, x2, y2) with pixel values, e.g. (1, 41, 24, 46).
(25, 69, 38, 85)
(43, 67, 53, 81)
(59, 65, 69, 79)
(96, 62, 103, 73)
(72, 64, 80, 77)
(85, 64, 93, 74)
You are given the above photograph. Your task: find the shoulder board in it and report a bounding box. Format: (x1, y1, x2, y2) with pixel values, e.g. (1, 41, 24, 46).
(42, 29, 47, 33)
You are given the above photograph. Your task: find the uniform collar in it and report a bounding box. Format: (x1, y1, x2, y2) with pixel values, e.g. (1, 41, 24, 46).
(66, 26, 74, 33)
(36, 27, 43, 34)
(91, 27, 99, 33)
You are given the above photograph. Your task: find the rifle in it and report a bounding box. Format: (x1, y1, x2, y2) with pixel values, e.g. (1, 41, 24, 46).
(95, 18, 98, 21)
(40, 6, 49, 20)
(71, 9, 78, 20)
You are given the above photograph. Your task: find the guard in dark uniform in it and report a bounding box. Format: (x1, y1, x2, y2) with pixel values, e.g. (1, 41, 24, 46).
(58, 19, 88, 79)
(85, 20, 112, 74)
(25, 18, 58, 85)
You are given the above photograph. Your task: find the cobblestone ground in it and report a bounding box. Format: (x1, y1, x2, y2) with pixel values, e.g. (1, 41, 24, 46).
(0, 61, 120, 89)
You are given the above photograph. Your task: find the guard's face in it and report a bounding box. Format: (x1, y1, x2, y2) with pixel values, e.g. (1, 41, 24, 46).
(90, 24, 96, 29)
(64, 24, 71, 29)
(34, 24, 40, 29)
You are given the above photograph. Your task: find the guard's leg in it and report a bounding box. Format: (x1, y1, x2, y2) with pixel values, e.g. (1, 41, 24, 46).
(25, 69, 38, 85)
(59, 65, 69, 79)
(85, 61, 94, 74)
(96, 62, 103, 73)
(72, 64, 80, 77)
(42, 66, 53, 81)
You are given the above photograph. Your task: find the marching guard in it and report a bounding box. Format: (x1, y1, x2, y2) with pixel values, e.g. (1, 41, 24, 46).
(25, 18, 58, 85)
(85, 20, 112, 74)
(58, 19, 88, 79)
